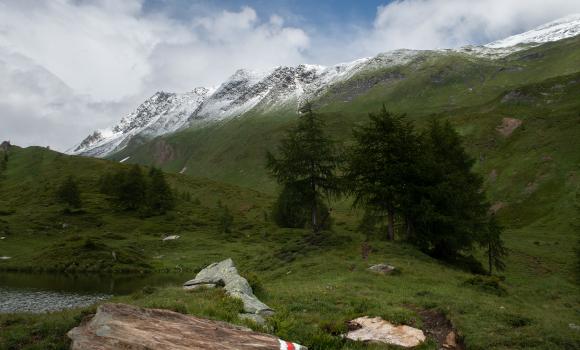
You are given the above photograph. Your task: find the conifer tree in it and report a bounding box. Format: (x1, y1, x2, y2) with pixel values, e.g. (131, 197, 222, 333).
(56, 175, 82, 209)
(117, 164, 146, 211)
(146, 167, 174, 214)
(485, 215, 507, 275)
(217, 201, 234, 233)
(266, 103, 341, 233)
(412, 120, 489, 257)
(345, 107, 420, 240)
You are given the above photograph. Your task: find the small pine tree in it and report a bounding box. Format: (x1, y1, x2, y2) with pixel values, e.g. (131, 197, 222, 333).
(217, 202, 234, 233)
(484, 215, 507, 275)
(56, 176, 82, 209)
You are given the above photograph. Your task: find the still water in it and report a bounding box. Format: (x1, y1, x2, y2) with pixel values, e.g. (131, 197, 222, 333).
(0, 271, 190, 313)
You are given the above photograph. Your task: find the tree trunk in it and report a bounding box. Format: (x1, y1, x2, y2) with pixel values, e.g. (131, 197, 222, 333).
(311, 180, 318, 233)
(387, 206, 395, 241)
(405, 216, 414, 238)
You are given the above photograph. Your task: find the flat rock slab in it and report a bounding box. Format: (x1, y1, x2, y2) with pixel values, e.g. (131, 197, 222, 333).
(346, 316, 425, 348)
(184, 258, 273, 316)
(68, 303, 306, 350)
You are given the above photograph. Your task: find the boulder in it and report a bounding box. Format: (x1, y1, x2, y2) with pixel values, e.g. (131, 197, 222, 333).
(68, 303, 306, 350)
(184, 259, 274, 316)
(368, 263, 396, 275)
(345, 316, 425, 348)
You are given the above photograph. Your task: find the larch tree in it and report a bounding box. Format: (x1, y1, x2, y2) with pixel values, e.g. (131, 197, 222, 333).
(345, 106, 421, 241)
(266, 103, 341, 233)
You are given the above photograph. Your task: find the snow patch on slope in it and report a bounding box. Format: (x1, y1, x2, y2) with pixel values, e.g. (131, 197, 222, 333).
(486, 14, 580, 48)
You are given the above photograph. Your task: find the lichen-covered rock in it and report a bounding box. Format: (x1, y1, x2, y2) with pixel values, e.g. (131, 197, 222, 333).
(346, 316, 425, 348)
(68, 303, 306, 350)
(184, 259, 274, 316)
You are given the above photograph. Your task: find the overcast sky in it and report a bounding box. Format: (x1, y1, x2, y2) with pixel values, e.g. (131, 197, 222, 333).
(1, 0, 580, 151)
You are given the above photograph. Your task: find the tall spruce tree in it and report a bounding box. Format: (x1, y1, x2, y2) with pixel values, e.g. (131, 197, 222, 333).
(412, 120, 490, 257)
(56, 175, 82, 209)
(345, 107, 421, 240)
(266, 103, 341, 233)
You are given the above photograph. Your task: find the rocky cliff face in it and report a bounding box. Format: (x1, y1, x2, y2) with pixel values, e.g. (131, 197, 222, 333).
(69, 15, 580, 158)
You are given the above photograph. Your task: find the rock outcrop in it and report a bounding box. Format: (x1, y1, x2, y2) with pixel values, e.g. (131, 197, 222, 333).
(184, 259, 274, 318)
(68, 303, 306, 350)
(345, 316, 426, 348)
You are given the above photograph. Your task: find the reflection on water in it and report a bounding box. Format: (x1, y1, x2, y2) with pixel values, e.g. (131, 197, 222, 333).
(0, 271, 190, 313)
(0, 288, 110, 313)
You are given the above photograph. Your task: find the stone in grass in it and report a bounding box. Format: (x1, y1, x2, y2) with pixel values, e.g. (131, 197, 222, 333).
(368, 263, 396, 275)
(0, 256, 11, 260)
(163, 235, 180, 241)
(183, 258, 274, 317)
(345, 316, 426, 348)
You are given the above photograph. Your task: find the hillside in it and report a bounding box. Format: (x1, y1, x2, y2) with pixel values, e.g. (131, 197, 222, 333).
(1, 143, 579, 349)
(0, 145, 272, 272)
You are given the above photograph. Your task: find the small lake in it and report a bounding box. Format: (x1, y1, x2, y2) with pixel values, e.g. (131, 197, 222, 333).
(0, 271, 191, 313)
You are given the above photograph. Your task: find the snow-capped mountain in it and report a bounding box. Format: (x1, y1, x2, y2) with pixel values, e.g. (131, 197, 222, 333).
(70, 15, 580, 158)
(71, 88, 210, 156)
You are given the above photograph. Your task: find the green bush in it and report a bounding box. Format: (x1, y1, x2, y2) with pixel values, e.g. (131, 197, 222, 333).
(463, 275, 507, 296)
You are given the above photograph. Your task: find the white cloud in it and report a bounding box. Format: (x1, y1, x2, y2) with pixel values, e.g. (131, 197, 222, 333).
(0, 0, 310, 150)
(360, 0, 580, 54)
(0, 0, 579, 151)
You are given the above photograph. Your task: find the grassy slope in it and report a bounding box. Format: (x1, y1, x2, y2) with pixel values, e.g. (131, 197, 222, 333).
(0, 149, 578, 349)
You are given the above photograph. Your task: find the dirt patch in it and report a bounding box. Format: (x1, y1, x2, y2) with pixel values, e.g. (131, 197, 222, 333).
(496, 117, 522, 137)
(152, 139, 176, 164)
(408, 306, 465, 350)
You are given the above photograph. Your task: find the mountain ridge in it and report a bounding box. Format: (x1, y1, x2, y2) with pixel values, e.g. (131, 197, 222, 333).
(70, 14, 580, 157)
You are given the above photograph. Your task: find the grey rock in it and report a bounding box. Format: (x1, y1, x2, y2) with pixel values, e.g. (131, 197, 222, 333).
(368, 263, 396, 275)
(184, 259, 274, 316)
